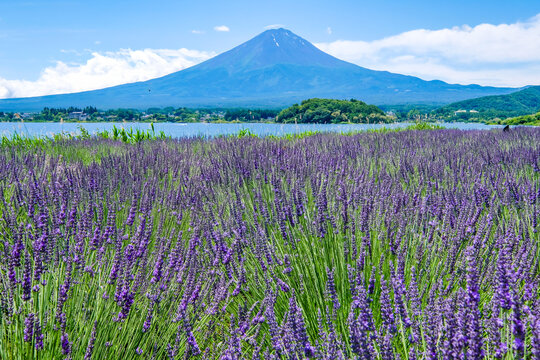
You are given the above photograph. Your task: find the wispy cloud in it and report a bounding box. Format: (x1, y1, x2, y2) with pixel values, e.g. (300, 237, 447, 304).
(0, 48, 214, 99)
(214, 25, 230, 32)
(264, 24, 285, 30)
(191, 30, 204, 34)
(326, 27, 332, 35)
(60, 49, 83, 56)
(316, 13, 540, 87)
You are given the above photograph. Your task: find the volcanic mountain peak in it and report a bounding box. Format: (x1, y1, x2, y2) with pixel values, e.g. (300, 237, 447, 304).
(194, 28, 348, 71)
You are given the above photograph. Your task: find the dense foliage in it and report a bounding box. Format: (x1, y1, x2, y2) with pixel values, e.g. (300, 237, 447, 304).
(224, 109, 279, 122)
(276, 98, 391, 124)
(434, 86, 540, 122)
(0, 107, 280, 123)
(501, 111, 540, 126)
(0, 129, 540, 359)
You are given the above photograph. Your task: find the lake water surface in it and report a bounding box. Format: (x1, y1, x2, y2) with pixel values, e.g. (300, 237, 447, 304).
(0, 122, 504, 138)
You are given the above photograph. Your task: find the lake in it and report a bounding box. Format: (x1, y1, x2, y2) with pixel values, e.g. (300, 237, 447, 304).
(0, 122, 504, 138)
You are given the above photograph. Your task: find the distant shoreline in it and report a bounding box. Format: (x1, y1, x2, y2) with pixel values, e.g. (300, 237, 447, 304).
(0, 120, 277, 124)
(0, 121, 508, 127)
(0, 120, 408, 125)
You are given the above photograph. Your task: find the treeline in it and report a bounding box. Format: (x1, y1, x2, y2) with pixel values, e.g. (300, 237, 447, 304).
(224, 109, 279, 121)
(276, 98, 392, 124)
(499, 111, 540, 126)
(0, 107, 279, 123)
(5, 97, 537, 125)
(433, 86, 540, 122)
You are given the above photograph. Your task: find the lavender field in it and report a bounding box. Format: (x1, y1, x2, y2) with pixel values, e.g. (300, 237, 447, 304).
(0, 128, 539, 359)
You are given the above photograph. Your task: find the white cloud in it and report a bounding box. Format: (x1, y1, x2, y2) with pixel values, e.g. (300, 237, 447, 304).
(327, 27, 332, 35)
(264, 24, 285, 30)
(0, 48, 214, 99)
(214, 25, 230, 32)
(60, 49, 83, 56)
(316, 13, 540, 87)
(191, 30, 204, 34)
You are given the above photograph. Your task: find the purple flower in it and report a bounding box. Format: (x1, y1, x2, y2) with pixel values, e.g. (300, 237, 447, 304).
(286, 292, 312, 357)
(316, 180, 329, 238)
(465, 248, 484, 359)
(143, 295, 157, 333)
(56, 256, 72, 321)
(531, 315, 540, 359)
(282, 254, 292, 275)
(23, 313, 34, 342)
(21, 251, 32, 301)
(510, 274, 526, 358)
(61, 332, 72, 355)
(84, 321, 97, 359)
(496, 245, 512, 310)
(379, 278, 396, 334)
(326, 267, 340, 310)
(276, 278, 290, 293)
(368, 267, 376, 295)
(117, 290, 135, 321)
(34, 320, 44, 350)
(265, 296, 282, 355)
(187, 332, 201, 356)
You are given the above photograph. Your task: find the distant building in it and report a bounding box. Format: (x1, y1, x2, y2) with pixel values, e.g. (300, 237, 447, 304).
(454, 109, 479, 116)
(68, 111, 89, 121)
(21, 113, 34, 120)
(13, 113, 35, 120)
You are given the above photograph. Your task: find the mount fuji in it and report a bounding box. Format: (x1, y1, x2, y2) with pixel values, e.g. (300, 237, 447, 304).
(0, 28, 518, 111)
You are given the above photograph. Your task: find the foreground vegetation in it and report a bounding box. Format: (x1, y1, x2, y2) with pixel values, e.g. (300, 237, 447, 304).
(0, 128, 539, 359)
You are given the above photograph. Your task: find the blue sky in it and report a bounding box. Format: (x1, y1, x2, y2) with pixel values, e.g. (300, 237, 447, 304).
(0, 0, 539, 98)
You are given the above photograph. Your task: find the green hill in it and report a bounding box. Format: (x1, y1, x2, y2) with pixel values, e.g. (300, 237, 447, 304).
(434, 86, 540, 121)
(276, 98, 391, 124)
(502, 111, 540, 126)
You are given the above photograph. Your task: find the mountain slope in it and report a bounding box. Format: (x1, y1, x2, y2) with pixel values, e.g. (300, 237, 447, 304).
(0, 28, 520, 111)
(435, 86, 540, 119)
